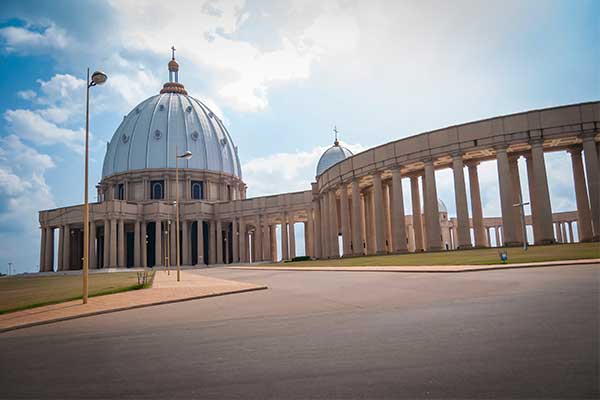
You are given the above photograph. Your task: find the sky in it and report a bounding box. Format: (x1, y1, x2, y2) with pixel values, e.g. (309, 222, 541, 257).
(0, 0, 598, 274)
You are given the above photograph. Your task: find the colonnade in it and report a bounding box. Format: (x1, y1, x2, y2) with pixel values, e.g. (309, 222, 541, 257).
(313, 138, 599, 258)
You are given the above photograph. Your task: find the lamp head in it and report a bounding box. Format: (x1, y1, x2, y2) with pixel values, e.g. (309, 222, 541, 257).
(177, 150, 193, 160)
(91, 71, 108, 86)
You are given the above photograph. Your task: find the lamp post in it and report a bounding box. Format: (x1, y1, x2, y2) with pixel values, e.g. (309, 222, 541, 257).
(83, 68, 107, 304)
(513, 193, 530, 251)
(164, 223, 170, 275)
(175, 147, 192, 282)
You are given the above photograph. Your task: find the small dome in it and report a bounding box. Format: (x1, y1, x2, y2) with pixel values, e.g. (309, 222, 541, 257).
(316, 140, 353, 177)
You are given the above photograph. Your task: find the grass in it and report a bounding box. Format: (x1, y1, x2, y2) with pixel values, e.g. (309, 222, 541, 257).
(281, 242, 599, 267)
(0, 270, 155, 315)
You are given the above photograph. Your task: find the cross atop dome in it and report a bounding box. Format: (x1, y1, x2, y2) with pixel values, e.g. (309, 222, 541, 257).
(333, 125, 339, 146)
(161, 46, 188, 95)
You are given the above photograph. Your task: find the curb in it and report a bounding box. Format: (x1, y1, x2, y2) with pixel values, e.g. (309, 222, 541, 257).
(226, 259, 600, 274)
(0, 286, 267, 334)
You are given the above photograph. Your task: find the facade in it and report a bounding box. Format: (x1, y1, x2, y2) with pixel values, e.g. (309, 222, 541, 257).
(38, 57, 600, 272)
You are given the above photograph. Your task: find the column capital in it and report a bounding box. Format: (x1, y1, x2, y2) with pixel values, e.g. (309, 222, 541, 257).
(581, 131, 597, 141)
(450, 151, 463, 159)
(493, 144, 508, 153)
(465, 160, 480, 168)
(567, 145, 583, 156)
(529, 138, 544, 148)
(422, 157, 434, 165)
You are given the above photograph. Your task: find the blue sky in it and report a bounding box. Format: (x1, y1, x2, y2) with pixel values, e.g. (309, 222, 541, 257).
(0, 0, 598, 273)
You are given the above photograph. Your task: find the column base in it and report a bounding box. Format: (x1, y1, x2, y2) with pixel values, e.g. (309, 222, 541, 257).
(503, 241, 525, 247)
(393, 249, 409, 254)
(533, 239, 556, 245)
(375, 251, 386, 255)
(457, 244, 473, 250)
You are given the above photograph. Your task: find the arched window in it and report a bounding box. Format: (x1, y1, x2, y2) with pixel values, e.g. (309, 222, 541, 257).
(151, 180, 164, 200)
(191, 181, 204, 200)
(116, 183, 125, 200)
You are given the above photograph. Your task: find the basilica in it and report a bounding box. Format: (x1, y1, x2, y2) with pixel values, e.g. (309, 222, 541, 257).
(37, 55, 599, 271)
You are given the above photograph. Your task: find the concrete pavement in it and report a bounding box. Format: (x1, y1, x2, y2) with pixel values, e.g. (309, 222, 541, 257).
(0, 263, 598, 399)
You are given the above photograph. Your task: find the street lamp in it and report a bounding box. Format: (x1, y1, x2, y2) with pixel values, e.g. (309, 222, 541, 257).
(83, 68, 107, 304)
(175, 147, 192, 282)
(513, 193, 530, 251)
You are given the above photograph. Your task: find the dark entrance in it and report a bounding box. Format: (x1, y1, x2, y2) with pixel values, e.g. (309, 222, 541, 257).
(147, 221, 156, 267)
(126, 231, 134, 268)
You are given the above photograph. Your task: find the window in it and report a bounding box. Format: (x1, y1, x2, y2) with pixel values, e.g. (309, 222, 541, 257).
(151, 180, 164, 200)
(227, 185, 232, 201)
(116, 183, 125, 200)
(191, 181, 204, 200)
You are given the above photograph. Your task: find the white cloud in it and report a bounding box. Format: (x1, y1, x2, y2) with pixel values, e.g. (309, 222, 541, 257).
(17, 90, 37, 100)
(108, 0, 360, 112)
(0, 23, 71, 54)
(0, 135, 55, 272)
(4, 109, 84, 153)
(243, 142, 365, 197)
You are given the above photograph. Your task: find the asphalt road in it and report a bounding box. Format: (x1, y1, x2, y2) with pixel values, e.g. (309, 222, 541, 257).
(1, 264, 598, 399)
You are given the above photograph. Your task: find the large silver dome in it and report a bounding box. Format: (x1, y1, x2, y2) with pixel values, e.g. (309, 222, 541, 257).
(316, 139, 353, 177)
(102, 62, 241, 179)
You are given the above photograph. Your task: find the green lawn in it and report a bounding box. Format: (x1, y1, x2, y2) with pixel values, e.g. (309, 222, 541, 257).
(0, 271, 154, 314)
(283, 242, 599, 267)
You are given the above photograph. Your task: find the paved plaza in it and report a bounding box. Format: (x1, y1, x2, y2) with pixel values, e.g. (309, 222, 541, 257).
(1, 263, 598, 399)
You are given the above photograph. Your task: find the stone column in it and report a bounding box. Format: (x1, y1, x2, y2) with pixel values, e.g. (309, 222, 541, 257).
(207, 221, 215, 264)
(495, 147, 520, 246)
(561, 222, 568, 243)
(568, 221, 575, 243)
(141, 222, 147, 268)
(423, 160, 442, 251)
(351, 178, 363, 256)
(329, 189, 339, 257)
(582, 133, 600, 239)
(263, 222, 271, 261)
(467, 162, 486, 247)
(529, 140, 555, 244)
(170, 220, 177, 266)
(313, 199, 322, 259)
(255, 216, 263, 262)
(384, 183, 393, 252)
(110, 219, 117, 267)
(44, 227, 54, 272)
(304, 221, 310, 257)
(224, 225, 230, 264)
(391, 168, 408, 253)
(118, 220, 125, 267)
(90, 221, 97, 269)
(509, 156, 525, 242)
(197, 220, 204, 265)
(133, 220, 141, 267)
(524, 154, 540, 244)
(569, 147, 593, 241)
(282, 215, 289, 261)
(216, 220, 223, 264)
(232, 218, 239, 263)
(410, 175, 424, 252)
(495, 226, 501, 247)
(372, 172, 386, 254)
(239, 219, 246, 263)
(270, 225, 278, 261)
(103, 220, 110, 268)
(485, 227, 490, 247)
(320, 195, 328, 259)
(452, 155, 472, 249)
(57, 226, 64, 271)
(39, 227, 46, 272)
(155, 220, 162, 267)
(63, 225, 71, 270)
(289, 218, 296, 259)
(182, 220, 189, 265)
(555, 222, 563, 243)
(339, 183, 352, 256)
